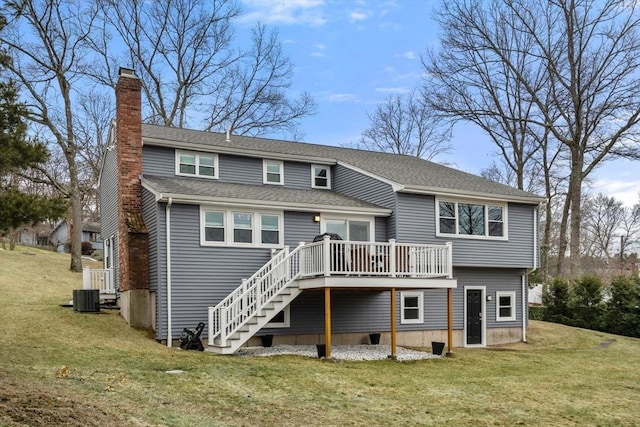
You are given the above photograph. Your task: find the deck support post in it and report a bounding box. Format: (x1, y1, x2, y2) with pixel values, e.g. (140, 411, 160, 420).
(324, 287, 331, 358)
(390, 287, 397, 358)
(447, 287, 453, 355)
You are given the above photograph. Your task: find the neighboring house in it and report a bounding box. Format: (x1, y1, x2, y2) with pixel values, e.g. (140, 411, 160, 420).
(528, 284, 543, 306)
(99, 68, 544, 355)
(17, 223, 53, 248)
(50, 220, 103, 253)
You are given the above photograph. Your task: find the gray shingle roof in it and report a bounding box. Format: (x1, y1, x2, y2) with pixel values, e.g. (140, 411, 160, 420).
(142, 124, 544, 202)
(142, 175, 390, 214)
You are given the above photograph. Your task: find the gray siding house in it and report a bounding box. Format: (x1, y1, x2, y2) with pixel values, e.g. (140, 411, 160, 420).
(99, 68, 544, 355)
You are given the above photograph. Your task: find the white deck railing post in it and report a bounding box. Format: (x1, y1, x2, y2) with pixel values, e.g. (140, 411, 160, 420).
(220, 307, 227, 347)
(389, 239, 396, 277)
(323, 234, 331, 277)
(82, 267, 90, 290)
(446, 242, 453, 278)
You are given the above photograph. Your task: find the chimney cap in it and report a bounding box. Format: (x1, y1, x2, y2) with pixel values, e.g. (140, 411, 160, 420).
(119, 67, 137, 78)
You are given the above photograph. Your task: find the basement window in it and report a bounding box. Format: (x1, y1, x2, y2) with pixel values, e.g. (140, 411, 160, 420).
(496, 291, 516, 321)
(400, 291, 424, 324)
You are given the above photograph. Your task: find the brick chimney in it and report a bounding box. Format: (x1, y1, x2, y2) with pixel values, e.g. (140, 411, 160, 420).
(115, 67, 151, 328)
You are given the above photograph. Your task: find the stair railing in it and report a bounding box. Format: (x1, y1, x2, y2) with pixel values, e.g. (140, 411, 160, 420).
(208, 242, 304, 347)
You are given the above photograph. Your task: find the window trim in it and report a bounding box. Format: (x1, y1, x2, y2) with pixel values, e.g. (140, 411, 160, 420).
(435, 197, 508, 241)
(311, 164, 331, 189)
(200, 207, 283, 248)
(265, 306, 290, 328)
(263, 159, 284, 185)
(496, 291, 516, 322)
(175, 150, 219, 179)
(400, 291, 424, 324)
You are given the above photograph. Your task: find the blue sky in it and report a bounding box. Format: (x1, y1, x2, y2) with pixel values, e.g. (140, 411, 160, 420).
(236, 0, 639, 206)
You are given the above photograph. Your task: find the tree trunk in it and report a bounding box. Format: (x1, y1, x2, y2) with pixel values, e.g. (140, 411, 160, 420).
(555, 191, 571, 277)
(568, 155, 584, 278)
(69, 188, 83, 272)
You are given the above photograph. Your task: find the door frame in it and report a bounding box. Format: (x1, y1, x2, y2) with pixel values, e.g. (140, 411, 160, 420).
(464, 286, 486, 347)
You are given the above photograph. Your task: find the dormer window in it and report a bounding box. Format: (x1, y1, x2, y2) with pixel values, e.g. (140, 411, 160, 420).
(312, 165, 331, 189)
(263, 159, 283, 185)
(176, 151, 218, 178)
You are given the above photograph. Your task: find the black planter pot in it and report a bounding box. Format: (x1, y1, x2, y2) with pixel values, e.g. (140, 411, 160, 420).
(431, 341, 445, 356)
(316, 344, 326, 358)
(260, 335, 273, 347)
(369, 333, 381, 345)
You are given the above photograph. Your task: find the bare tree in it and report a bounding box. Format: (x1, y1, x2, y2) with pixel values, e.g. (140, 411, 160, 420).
(0, 0, 101, 271)
(582, 194, 626, 260)
(94, 0, 315, 138)
(358, 91, 452, 160)
(425, 0, 640, 277)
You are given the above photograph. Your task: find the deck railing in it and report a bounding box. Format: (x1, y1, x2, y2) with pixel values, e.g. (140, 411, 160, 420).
(299, 236, 453, 278)
(82, 267, 115, 293)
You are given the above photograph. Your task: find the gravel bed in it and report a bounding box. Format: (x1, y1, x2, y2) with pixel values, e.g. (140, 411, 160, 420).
(234, 344, 440, 361)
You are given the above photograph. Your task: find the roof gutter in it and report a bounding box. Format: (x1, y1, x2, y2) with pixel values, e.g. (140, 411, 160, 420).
(399, 185, 546, 205)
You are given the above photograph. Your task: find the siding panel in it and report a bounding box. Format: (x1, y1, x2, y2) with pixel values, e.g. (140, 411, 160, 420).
(284, 161, 312, 189)
(396, 193, 536, 267)
(219, 154, 262, 184)
(143, 146, 175, 176)
(333, 165, 397, 239)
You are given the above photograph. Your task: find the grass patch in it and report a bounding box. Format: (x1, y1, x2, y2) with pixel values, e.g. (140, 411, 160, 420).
(1, 246, 639, 426)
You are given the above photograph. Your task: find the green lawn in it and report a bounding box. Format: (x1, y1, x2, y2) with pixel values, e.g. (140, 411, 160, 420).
(1, 246, 639, 426)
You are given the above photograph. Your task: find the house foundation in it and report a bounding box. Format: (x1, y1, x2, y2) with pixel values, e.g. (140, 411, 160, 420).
(118, 289, 153, 329)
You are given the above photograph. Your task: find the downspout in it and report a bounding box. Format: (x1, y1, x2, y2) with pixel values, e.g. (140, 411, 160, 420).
(522, 275, 527, 343)
(166, 198, 173, 347)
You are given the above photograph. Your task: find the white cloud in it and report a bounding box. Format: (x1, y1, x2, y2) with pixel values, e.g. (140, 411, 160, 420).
(240, 0, 327, 26)
(375, 87, 411, 95)
(349, 10, 371, 22)
(326, 93, 359, 102)
(398, 51, 417, 60)
(590, 178, 640, 207)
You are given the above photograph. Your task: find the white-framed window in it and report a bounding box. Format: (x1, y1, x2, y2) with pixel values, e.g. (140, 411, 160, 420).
(311, 165, 331, 189)
(200, 207, 283, 248)
(203, 211, 225, 243)
(263, 159, 284, 185)
(400, 291, 424, 324)
(496, 291, 516, 321)
(232, 212, 253, 244)
(176, 150, 218, 178)
(265, 306, 290, 328)
(436, 197, 508, 240)
(321, 216, 374, 242)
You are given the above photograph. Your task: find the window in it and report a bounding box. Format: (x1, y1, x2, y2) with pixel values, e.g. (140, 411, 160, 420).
(437, 198, 507, 239)
(263, 160, 284, 185)
(204, 211, 225, 243)
(176, 151, 218, 178)
(265, 306, 290, 328)
(323, 218, 373, 241)
(488, 206, 504, 237)
(261, 214, 280, 245)
(233, 213, 253, 244)
(400, 291, 424, 324)
(312, 165, 331, 189)
(496, 291, 516, 321)
(201, 208, 283, 247)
